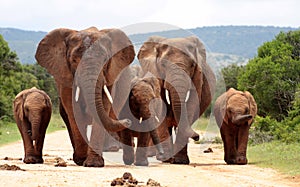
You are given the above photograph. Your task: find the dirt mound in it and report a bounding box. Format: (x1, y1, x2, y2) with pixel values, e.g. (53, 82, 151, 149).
(0, 164, 25, 171)
(111, 172, 163, 187)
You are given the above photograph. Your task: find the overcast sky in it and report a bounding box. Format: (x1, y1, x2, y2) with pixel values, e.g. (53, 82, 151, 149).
(1, 0, 299, 33)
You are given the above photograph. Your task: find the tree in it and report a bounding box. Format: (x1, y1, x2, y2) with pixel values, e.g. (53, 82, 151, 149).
(238, 30, 300, 121)
(221, 64, 245, 90)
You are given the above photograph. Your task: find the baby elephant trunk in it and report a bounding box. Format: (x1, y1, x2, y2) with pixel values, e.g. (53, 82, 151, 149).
(232, 114, 253, 125)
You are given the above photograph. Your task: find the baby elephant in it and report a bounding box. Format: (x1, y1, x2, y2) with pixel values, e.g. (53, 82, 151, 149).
(13, 87, 52, 164)
(119, 77, 165, 166)
(214, 88, 257, 165)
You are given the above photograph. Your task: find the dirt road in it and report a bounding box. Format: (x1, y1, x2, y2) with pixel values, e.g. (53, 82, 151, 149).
(0, 130, 298, 187)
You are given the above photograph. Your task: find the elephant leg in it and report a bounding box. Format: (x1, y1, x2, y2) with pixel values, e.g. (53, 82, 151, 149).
(171, 133, 190, 165)
(60, 87, 88, 166)
(16, 120, 40, 164)
(221, 125, 237, 164)
(83, 119, 105, 167)
(153, 120, 173, 162)
(120, 129, 134, 165)
(135, 132, 150, 166)
(236, 125, 251, 165)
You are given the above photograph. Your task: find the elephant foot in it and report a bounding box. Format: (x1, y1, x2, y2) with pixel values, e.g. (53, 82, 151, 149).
(236, 156, 248, 165)
(123, 146, 134, 165)
(170, 154, 190, 165)
(225, 158, 236, 165)
(123, 156, 134, 165)
(24, 155, 43, 164)
(83, 155, 104, 167)
(134, 159, 149, 166)
(73, 154, 87, 166)
(191, 132, 200, 141)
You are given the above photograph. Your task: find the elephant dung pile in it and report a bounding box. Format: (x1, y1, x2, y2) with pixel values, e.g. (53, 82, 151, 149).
(0, 164, 25, 171)
(110, 172, 163, 186)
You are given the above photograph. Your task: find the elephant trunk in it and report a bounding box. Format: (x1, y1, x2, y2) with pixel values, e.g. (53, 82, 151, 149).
(30, 118, 41, 141)
(150, 129, 164, 155)
(232, 114, 253, 125)
(77, 46, 131, 132)
(165, 70, 199, 142)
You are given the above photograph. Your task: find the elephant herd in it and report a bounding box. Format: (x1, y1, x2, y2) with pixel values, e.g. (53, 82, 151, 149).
(12, 27, 257, 167)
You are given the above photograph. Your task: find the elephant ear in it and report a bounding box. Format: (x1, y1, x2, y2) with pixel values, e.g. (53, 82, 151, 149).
(35, 28, 76, 87)
(187, 36, 216, 115)
(13, 90, 28, 120)
(213, 91, 228, 128)
(137, 36, 166, 76)
(244, 91, 257, 125)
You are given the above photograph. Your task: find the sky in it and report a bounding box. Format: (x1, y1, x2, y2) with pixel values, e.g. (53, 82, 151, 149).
(1, 0, 299, 33)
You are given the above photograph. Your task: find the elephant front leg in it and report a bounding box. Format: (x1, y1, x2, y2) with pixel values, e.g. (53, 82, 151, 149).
(83, 120, 105, 167)
(120, 129, 134, 165)
(221, 125, 237, 164)
(135, 132, 150, 166)
(236, 125, 251, 165)
(17, 121, 42, 164)
(171, 132, 190, 165)
(60, 88, 88, 166)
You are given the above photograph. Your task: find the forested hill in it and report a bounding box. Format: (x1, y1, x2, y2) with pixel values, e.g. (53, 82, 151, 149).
(0, 26, 297, 64)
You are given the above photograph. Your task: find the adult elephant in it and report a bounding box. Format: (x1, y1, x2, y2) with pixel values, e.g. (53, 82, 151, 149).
(13, 87, 52, 164)
(35, 27, 135, 167)
(138, 36, 216, 164)
(214, 88, 257, 165)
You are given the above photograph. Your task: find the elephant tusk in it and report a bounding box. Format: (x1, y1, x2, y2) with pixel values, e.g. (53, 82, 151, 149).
(139, 117, 143, 124)
(155, 115, 160, 123)
(165, 89, 171, 105)
(75, 86, 80, 102)
(103, 85, 113, 104)
(86, 124, 92, 142)
(185, 90, 190, 102)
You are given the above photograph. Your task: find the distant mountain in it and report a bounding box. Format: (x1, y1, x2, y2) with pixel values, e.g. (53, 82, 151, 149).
(0, 28, 46, 64)
(0, 26, 298, 69)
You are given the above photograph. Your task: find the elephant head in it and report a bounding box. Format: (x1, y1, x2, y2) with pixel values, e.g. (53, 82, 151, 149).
(215, 88, 257, 127)
(14, 87, 52, 140)
(35, 27, 135, 132)
(137, 36, 215, 142)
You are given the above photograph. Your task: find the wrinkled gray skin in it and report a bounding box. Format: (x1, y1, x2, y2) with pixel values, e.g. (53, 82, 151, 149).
(13, 87, 52, 164)
(138, 36, 216, 164)
(119, 76, 165, 166)
(35, 27, 135, 167)
(214, 88, 257, 165)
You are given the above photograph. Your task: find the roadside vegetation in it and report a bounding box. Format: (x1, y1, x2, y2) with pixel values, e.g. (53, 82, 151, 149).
(220, 30, 300, 175)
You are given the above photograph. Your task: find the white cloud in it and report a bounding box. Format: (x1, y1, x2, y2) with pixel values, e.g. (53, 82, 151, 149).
(0, 0, 299, 32)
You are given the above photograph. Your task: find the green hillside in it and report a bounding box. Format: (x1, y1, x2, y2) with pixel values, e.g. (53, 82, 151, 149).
(0, 26, 297, 65)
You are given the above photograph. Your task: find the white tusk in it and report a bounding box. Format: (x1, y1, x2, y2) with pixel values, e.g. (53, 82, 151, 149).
(86, 124, 92, 142)
(155, 115, 160, 123)
(165, 89, 171, 105)
(104, 85, 113, 104)
(185, 90, 190, 102)
(75, 86, 80, 102)
(139, 117, 143, 124)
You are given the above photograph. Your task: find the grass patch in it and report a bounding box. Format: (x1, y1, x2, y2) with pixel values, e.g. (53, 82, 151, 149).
(0, 113, 65, 146)
(248, 141, 300, 176)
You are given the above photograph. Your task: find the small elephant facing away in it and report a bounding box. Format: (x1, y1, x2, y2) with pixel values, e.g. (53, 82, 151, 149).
(13, 87, 52, 164)
(119, 76, 165, 166)
(214, 88, 257, 165)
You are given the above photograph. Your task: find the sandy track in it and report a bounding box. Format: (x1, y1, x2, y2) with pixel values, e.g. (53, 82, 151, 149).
(0, 130, 298, 187)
